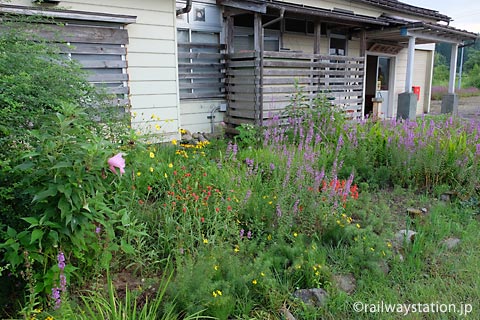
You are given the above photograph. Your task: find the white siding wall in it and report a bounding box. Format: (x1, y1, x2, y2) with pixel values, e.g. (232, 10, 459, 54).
(180, 100, 224, 134)
(10, 0, 180, 139)
(392, 46, 434, 118)
(392, 48, 408, 118)
(414, 44, 435, 114)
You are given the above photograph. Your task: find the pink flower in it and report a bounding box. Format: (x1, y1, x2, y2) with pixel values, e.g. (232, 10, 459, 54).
(107, 153, 126, 175)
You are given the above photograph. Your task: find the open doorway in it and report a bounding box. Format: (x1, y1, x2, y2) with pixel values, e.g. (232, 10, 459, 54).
(365, 55, 393, 118)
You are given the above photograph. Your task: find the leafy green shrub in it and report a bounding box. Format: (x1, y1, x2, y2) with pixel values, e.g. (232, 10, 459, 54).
(0, 105, 141, 304)
(0, 16, 140, 315)
(0, 16, 105, 239)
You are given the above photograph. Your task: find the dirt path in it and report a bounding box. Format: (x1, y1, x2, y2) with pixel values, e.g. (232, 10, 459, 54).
(430, 95, 480, 119)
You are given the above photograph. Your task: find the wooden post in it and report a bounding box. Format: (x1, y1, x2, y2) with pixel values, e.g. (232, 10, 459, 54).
(254, 12, 263, 53)
(225, 14, 234, 55)
(254, 12, 263, 125)
(314, 20, 321, 54)
(359, 29, 366, 57)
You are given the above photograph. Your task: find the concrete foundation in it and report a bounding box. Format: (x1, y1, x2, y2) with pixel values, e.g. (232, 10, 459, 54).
(397, 92, 417, 120)
(441, 94, 458, 115)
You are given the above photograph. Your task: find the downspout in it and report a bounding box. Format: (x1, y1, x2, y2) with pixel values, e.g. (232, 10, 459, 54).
(262, 8, 285, 28)
(176, 0, 192, 16)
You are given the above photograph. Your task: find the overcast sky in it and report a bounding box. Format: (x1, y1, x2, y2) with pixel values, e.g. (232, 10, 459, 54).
(401, 0, 480, 33)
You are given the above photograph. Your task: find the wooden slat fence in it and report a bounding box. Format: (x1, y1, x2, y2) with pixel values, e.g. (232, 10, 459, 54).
(23, 22, 131, 106)
(225, 50, 365, 126)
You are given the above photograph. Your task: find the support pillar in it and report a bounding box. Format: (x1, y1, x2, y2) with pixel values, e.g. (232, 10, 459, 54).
(253, 13, 263, 125)
(405, 36, 416, 92)
(442, 43, 459, 114)
(397, 36, 417, 120)
(359, 29, 366, 57)
(314, 20, 321, 54)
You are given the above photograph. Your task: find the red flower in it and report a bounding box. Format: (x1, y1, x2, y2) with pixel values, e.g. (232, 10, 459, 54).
(201, 217, 205, 223)
(147, 186, 152, 191)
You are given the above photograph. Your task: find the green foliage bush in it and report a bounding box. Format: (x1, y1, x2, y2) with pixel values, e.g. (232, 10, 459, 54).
(0, 16, 141, 316)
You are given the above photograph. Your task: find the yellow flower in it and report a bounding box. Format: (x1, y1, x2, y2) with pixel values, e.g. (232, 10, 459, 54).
(137, 172, 142, 177)
(149, 152, 155, 158)
(267, 234, 272, 241)
(315, 271, 320, 276)
(252, 279, 257, 285)
(212, 291, 217, 298)
(260, 272, 265, 277)
(387, 242, 392, 248)
(293, 232, 298, 237)
(149, 167, 154, 172)
(155, 124, 161, 130)
(356, 223, 361, 228)
(164, 173, 168, 178)
(171, 139, 177, 145)
(234, 245, 240, 252)
(168, 163, 173, 168)
(214, 265, 219, 271)
(46, 317, 54, 320)
(203, 238, 208, 244)
(151, 114, 156, 120)
(370, 247, 375, 251)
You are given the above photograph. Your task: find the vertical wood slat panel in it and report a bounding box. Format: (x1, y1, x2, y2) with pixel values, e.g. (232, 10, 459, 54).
(225, 51, 365, 126)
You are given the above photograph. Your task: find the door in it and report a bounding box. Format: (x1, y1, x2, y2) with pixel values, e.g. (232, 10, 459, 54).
(377, 57, 391, 119)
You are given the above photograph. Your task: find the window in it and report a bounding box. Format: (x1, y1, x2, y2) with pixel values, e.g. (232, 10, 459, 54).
(233, 27, 280, 52)
(176, 2, 224, 99)
(177, 28, 225, 99)
(329, 37, 347, 56)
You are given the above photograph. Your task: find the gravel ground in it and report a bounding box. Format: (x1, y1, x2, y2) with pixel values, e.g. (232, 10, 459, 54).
(430, 95, 480, 119)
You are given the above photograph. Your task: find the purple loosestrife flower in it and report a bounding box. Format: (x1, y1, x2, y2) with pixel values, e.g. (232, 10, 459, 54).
(247, 231, 252, 239)
(108, 153, 126, 175)
(60, 274, 67, 292)
(269, 163, 275, 171)
(244, 190, 252, 204)
(95, 226, 102, 234)
(276, 204, 283, 217)
(292, 199, 300, 215)
(52, 287, 61, 309)
(57, 252, 65, 271)
(335, 135, 344, 154)
(239, 229, 245, 239)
